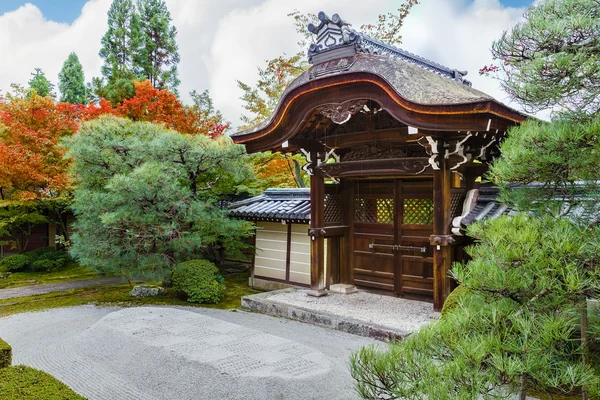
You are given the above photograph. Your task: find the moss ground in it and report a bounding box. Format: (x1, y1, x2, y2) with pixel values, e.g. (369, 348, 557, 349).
(0, 270, 262, 318)
(0, 365, 85, 400)
(0, 261, 101, 290)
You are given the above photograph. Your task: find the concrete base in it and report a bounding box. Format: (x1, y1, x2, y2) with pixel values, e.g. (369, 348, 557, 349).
(249, 277, 294, 292)
(306, 289, 328, 297)
(242, 289, 412, 342)
(329, 284, 358, 295)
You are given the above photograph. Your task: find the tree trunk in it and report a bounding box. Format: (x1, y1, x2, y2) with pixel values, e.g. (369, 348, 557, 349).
(518, 373, 527, 400)
(580, 295, 589, 400)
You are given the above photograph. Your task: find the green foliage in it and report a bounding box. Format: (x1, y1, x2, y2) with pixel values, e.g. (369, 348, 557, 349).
(0, 248, 71, 273)
(137, 0, 180, 93)
(0, 365, 85, 399)
(99, 0, 143, 83)
(351, 215, 600, 398)
(66, 116, 255, 281)
(58, 52, 87, 104)
(172, 259, 225, 304)
(30, 250, 71, 272)
(490, 0, 600, 120)
(0, 254, 30, 272)
(28, 68, 54, 98)
(439, 284, 470, 317)
(490, 116, 600, 221)
(0, 203, 48, 253)
(0, 338, 11, 368)
(237, 53, 308, 129)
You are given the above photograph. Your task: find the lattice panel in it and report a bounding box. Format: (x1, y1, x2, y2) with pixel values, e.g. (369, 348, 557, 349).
(324, 194, 341, 224)
(403, 198, 434, 225)
(355, 197, 394, 224)
(451, 191, 465, 218)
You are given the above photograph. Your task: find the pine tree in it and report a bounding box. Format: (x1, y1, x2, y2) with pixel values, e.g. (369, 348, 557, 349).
(99, 0, 143, 83)
(137, 0, 180, 93)
(28, 68, 54, 97)
(58, 52, 87, 104)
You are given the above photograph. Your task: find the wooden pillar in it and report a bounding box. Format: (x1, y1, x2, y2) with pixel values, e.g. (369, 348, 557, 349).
(431, 142, 454, 311)
(309, 166, 327, 296)
(339, 180, 353, 284)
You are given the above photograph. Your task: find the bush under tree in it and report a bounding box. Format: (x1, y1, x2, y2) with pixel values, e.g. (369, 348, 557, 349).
(172, 259, 225, 304)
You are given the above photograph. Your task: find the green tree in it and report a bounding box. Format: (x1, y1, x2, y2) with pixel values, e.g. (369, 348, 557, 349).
(99, 0, 143, 83)
(351, 215, 600, 399)
(350, 0, 600, 397)
(65, 116, 255, 279)
(488, 0, 600, 121)
(58, 52, 87, 104)
(28, 68, 54, 97)
(137, 0, 180, 94)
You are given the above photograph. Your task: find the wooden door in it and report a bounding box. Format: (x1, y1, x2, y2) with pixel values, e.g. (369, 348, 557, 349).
(396, 180, 434, 299)
(352, 180, 434, 299)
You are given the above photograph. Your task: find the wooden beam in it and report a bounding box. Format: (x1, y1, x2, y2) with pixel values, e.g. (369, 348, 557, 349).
(319, 127, 409, 148)
(431, 142, 454, 311)
(320, 157, 430, 178)
(309, 165, 327, 296)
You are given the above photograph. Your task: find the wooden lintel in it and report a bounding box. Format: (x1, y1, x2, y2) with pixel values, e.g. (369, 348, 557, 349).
(322, 225, 349, 238)
(320, 127, 409, 147)
(319, 157, 430, 178)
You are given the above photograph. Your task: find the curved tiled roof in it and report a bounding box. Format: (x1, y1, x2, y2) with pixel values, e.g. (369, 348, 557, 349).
(228, 188, 310, 222)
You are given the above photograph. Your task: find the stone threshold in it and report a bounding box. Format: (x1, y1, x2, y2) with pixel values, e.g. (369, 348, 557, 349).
(241, 288, 411, 342)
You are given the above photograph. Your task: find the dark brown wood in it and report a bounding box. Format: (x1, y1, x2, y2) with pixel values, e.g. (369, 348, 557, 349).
(232, 73, 525, 153)
(310, 166, 326, 292)
(431, 144, 454, 311)
(328, 237, 340, 286)
(351, 180, 434, 299)
(285, 222, 292, 283)
(320, 158, 430, 178)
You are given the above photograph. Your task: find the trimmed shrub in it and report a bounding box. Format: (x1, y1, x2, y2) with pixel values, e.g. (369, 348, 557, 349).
(18, 248, 72, 272)
(172, 259, 226, 304)
(440, 285, 471, 317)
(0, 254, 30, 272)
(30, 250, 70, 272)
(0, 338, 11, 368)
(26, 246, 58, 261)
(0, 365, 85, 399)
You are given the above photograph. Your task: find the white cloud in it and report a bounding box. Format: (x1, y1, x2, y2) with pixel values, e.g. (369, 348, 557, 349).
(0, 0, 532, 126)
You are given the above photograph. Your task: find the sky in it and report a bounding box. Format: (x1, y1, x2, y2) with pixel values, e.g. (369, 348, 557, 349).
(0, 0, 537, 127)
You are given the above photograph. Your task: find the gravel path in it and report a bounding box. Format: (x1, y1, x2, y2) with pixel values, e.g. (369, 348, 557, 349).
(0, 305, 380, 400)
(0, 277, 131, 299)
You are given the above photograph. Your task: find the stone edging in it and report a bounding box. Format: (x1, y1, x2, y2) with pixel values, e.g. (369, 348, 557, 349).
(241, 289, 410, 342)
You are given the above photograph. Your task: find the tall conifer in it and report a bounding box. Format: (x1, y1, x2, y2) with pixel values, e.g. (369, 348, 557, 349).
(28, 68, 54, 97)
(58, 52, 87, 104)
(99, 0, 143, 83)
(137, 0, 180, 93)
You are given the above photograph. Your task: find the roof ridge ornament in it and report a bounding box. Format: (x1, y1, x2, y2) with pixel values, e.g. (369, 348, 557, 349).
(306, 11, 472, 86)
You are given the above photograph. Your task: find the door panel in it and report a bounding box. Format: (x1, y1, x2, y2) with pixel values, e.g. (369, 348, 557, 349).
(352, 179, 434, 299)
(352, 181, 395, 291)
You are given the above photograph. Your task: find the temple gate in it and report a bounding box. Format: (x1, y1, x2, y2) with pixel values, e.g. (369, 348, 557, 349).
(232, 12, 527, 310)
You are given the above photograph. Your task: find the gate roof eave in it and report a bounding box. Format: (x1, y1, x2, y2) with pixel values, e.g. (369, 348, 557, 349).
(231, 54, 528, 154)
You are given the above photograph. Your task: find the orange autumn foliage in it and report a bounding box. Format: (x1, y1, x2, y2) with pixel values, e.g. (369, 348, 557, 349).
(0, 81, 223, 203)
(0, 91, 80, 201)
(83, 80, 221, 135)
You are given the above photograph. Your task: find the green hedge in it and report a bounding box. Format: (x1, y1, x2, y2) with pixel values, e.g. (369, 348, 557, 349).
(0, 247, 71, 273)
(0, 365, 85, 399)
(0, 338, 11, 368)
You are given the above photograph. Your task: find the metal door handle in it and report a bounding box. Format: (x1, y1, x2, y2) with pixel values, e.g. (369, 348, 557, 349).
(369, 243, 427, 253)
